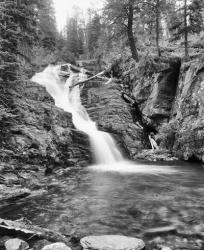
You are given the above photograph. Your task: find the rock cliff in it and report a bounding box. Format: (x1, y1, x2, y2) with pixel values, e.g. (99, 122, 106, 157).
(0, 81, 92, 170)
(132, 55, 204, 162)
(172, 56, 204, 162)
(82, 81, 146, 159)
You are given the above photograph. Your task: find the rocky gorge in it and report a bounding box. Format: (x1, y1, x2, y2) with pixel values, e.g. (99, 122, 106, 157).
(0, 54, 204, 250)
(1, 55, 204, 173)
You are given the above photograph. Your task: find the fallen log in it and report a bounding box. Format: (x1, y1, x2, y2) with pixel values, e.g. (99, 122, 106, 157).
(69, 70, 108, 89)
(0, 185, 31, 205)
(61, 63, 93, 76)
(58, 70, 70, 77)
(0, 218, 70, 245)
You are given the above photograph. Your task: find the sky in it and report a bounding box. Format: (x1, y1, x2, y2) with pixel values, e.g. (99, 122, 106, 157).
(53, 0, 104, 31)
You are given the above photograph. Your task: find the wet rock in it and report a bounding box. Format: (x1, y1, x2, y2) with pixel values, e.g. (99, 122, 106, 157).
(133, 57, 181, 125)
(134, 149, 178, 161)
(33, 239, 51, 250)
(0, 185, 31, 208)
(2, 81, 92, 168)
(42, 242, 72, 250)
(172, 56, 204, 162)
(4, 238, 29, 250)
(80, 235, 145, 250)
(82, 82, 146, 159)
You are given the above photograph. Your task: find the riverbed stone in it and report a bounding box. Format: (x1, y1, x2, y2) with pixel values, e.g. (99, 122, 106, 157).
(80, 235, 145, 250)
(4, 238, 29, 250)
(42, 242, 72, 250)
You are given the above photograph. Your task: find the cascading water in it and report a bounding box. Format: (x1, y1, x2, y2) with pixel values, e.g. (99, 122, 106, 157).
(31, 65, 178, 174)
(32, 65, 123, 165)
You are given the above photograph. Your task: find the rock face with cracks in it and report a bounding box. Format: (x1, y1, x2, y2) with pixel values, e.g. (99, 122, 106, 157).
(172, 56, 204, 162)
(81, 81, 146, 159)
(0, 81, 92, 169)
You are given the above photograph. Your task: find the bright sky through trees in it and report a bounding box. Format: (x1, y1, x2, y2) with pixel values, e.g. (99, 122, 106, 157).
(53, 0, 104, 31)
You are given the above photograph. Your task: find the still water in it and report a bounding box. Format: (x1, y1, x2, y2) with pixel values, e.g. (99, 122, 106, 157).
(1, 162, 204, 241)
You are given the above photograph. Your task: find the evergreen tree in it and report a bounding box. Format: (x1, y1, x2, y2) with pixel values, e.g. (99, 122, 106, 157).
(169, 0, 204, 59)
(38, 0, 58, 50)
(87, 13, 101, 57)
(0, 0, 39, 84)
(189, 0, 204, 34)
(104, 0, 140, 62)
(66, 16, 83, 57)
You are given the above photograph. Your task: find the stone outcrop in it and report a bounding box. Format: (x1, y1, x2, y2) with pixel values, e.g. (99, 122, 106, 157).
(82, 81, 146, 159)
(133, 57, 181, 126)
(172, 56, 204, 161)
(0, 81, 92, 169)
(132, 54, 204, 162)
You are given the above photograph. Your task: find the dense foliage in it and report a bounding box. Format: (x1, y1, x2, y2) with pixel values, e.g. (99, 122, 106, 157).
(0, 0, 39, 84)
(0, 0, 204, 85)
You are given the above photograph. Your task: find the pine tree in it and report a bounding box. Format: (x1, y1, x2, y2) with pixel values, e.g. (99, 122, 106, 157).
(87, 13, 101, 57)
(0, 0, 19, 84)
(66, 16, 84, 57)
(0, 0, 39, 84)
(38, 0, 58, 50)
(189, 0, 204, 34)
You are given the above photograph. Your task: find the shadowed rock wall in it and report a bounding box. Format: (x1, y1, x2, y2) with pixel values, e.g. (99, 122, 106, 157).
(0, 81, 92, 168)
(81, 81, 146, 159)
(172, 56, 204, 162)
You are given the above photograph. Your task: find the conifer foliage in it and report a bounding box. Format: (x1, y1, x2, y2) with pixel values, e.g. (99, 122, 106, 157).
(0, 0, 39, 84)
(38, 0, 58, 50)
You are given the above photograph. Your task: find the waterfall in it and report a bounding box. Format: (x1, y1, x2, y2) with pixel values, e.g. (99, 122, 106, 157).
(31, 65, 123, 165)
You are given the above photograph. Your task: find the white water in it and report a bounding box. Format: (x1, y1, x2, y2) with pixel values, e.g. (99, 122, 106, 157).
(32, 65, 123, 165)
(31, 65, 177, 174)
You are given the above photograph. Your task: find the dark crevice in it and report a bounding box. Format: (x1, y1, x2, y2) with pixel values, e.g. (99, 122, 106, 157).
(187, 155, 202, 163)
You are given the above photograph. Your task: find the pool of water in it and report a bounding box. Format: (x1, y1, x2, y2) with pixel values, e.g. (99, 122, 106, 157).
(1, 161, 204, 241)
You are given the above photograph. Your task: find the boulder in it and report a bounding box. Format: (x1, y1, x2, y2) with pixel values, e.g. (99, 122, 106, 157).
(42, 242, 72, 250)
(80, 235, 145, 250)
(4, 238, 29, 250)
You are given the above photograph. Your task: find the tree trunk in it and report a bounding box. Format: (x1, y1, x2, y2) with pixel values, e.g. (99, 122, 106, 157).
(127, 0, 139, 62)
(156, 0, 161, 57)
(184, 0, 189, 60)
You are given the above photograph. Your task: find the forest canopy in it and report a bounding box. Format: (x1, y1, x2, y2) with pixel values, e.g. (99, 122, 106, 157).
(0, 0, 204, 85)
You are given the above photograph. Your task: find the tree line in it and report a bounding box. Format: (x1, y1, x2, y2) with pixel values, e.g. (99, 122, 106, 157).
(66, 0, 204, 62)
(0, 0, 204, 86)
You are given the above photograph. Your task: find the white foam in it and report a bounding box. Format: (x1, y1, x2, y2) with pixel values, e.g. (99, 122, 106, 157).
(88, 161, 178, 174)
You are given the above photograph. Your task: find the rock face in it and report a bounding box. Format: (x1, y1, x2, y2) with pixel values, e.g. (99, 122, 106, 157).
(80, 235, 145, 250)
(133, 57, 181, 126)
(82, 81, 146, 159)
(132, 55, 204, 162)
(172, 56, 204, 161)
(1, 81, 92, 168)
